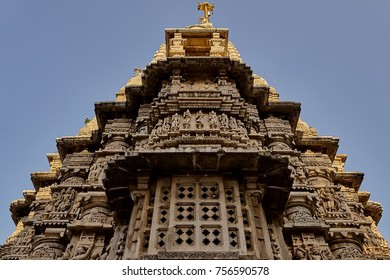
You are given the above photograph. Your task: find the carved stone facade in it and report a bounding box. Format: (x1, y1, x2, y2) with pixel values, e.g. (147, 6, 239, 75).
(1, 14, 389, 260)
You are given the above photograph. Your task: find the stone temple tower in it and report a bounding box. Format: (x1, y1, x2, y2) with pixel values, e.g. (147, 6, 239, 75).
(1, 3, 389, 260)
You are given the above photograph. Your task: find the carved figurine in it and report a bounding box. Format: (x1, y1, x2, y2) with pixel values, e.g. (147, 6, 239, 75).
(219, 113, 229, 129)
(209, 111, 218, 129)
(318, 187, 337, 215)
(171, 113, 180, 131)
(44, 192, 60, 213)
(293, 247, 307, 260)
(115, 227, 127, 260)
(88, 159, 105, 184)
(71, 244, 93, 260)
(70, 194, 83, 218)
(163, 116, 171, 133)
(155, 119, 163, 135)
(183, 110, 191, 128)
(269, 231, 282, 260)
(229, 116, 237, 129)
(308, 247, 322, 260)
(196, 110, 204, 128)
(57, 188, 74, 212)
(290, 157, 307, 184)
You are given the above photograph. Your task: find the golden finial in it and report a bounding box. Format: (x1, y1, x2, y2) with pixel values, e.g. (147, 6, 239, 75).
(198, 2, 214, 25)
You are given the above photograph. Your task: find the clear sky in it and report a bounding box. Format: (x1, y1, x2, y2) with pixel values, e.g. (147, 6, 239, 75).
(1, 0, 389, 245)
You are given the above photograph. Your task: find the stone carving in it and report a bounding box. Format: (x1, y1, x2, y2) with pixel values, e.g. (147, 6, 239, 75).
(209, 110, 218, 129)
(100, 236, 114, 260)
(80, 207, 112, 225)
(87, 158, 106, 185)
(171, 113, 180, 131)
(195, 110, 204, 128)
(145, 112, 252, 149)
(336, 247, 365, 260)
(72, 244, 94, 260)
(104, 140, 129, 151)
(219, 113, 229, 130)
(61, 244, 73, 260)
(155, 119, 164, 135)
(287, 206, 317, 224)
(293, 246, 307, 260)
(62, 153, 94, 170)
(267, 141, 291, 151)
(183, 110, 191, 128)
(44, 192, 60, 213)
(269, 230, 282, 260)
(290, 157, 307, 184)
(115, 226, 128, 260)
(62, 176, 85, 185)
(43, 188, 75, 217)
(228, 116, 237, 129)
(31, 245, 58, 260)
(163, 116, 171, 133)
(317, 187, 336, 216)
(137, 120, 148, 134)
(320, 248, 335, 260)
(57, 188, 75, 212)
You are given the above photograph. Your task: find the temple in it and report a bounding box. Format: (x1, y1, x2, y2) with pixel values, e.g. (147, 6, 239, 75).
(1, 3, 389, 260)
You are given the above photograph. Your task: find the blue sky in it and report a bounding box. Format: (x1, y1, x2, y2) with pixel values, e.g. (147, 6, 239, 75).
(1, 0, 389, 245)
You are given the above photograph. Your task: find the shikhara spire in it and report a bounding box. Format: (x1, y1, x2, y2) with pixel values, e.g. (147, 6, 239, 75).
(1, 3, 389, 260)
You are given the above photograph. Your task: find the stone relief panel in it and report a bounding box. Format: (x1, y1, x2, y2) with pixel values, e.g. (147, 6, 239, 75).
(4, 226, 34, 259)
(289, 157, 307, 185)
(62, 152, 94, 172)
(87, 157, 107, 187)
(40, 188, 76, 222)
(315, 187, 350, 219)
(144, 111, 259, 150)
(289, 233, 334, 260)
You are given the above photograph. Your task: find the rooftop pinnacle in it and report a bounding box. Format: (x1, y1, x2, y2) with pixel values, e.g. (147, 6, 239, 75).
(198, 2, 214, 25)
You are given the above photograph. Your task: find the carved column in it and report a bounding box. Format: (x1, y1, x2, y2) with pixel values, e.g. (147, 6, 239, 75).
(245, 176, 273, 259)
(123, 191, 148, 259)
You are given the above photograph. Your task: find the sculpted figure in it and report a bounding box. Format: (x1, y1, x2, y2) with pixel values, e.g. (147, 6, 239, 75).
(44, 192, 60, 213)
(289, 157, 306, 184)
(155, 119, 163, 135)
(70, 194, 83, 218)
(219, 113, 229, 129)
(115, 227, 127, 260)
(293, 247, 307, 260)
(163, 116, 171, 132)
(229, 116, 237, 129)
(196, 110, 204, 128)
(320, 249, 335, 260)
(88, 159, 105, 184)
(183, 110, 191, 128)
(57, 188, 74, 212)
(171, 113, 180, 130)
(308, 247, 322, 260)
(72, 244, 93, 260)
(209, 111, 218, 129)
(318, 187, 336, 214)
(269, 231, 282, 260)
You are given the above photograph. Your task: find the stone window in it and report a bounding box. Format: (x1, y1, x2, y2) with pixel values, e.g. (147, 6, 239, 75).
(147, 176, 248, 255)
